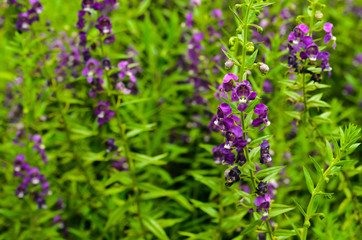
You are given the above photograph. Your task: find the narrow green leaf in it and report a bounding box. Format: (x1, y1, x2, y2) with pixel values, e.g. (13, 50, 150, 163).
(269, 207, 295, 218)
(309, 156, 323, 177)
(292, 198, 306, 217)
(325, 140, 333, 162)
(284, 214, 301, 240)
(144, 216, 170, 240)
(255, 166, 285, 180)
(303, 166, 314, 194)
(245, 49, 258, 67)
(249, 135, 273, 146)
(240, 220, 262, 235)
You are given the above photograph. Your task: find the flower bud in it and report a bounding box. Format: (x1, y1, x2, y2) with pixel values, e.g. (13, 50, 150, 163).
(229, 37, 237, 48)
(225, 59, 234, 69)
(246, 42, 254, 53)
(259, 63, 269, 74)
(315, 11, 323, 20)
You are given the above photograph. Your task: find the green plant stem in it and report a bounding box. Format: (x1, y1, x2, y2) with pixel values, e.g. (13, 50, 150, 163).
(217, 171, 224, 240)
(103, 70, 147, 239)
(301, 71, 308, 124)
(302, 164, 333, 240)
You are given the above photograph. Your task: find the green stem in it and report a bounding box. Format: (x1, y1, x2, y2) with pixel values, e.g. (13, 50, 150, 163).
(301, 71, 308, 124)
(104, 68, 147, 239)
(217, 171, 224, 240)
(302, 164, 333, 240)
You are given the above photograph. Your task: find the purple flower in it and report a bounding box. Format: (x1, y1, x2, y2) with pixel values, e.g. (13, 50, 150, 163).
(118, 61, 136, 82)
(190, 0, 201, 7)
(89, 78, 104, 98)
(222, 73, 238, 92)
(81, 0, 98, 11)
(211, 9, 222, 19)
(104, 34, 115, 45)
(112, 157, 129, 171)
(323, 22, 336, 49)
(252, 104, 270, 130)
(15, 183, 28, 199)
(95, 15, 112, 35)
(79, 32, 87, 47)
(260, 140, 272, 164)
(263, 80, 273, 93)
(254, 194, 271, 220)
(82, 58, 104, 83)
(76, 11, 87, 29)
(224, 166, 241, 187)
(256, 181, 268, 195)
(185, 13, 193, 28)
(102, 57, 112, 70)
(27, 167, 41, 185)
(217, 103, 232, 118)
(14, 154, 25, 172)
(16, 13, 30, 32)
(106, 138, 118, 153)
(94, 100, 115, 125)
(29, 0, 43, 14)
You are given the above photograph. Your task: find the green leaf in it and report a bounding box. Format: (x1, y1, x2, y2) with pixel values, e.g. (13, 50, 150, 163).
(240, 220, 262, 235)
(245, 49, 258, 67)
(249, 135, 273, 146)
(249, 146, 261, 162)
(133, 153, 168, 168)
(199, 144, 215, 154)
(222, 49, 241, 65)
(190, 199, 218, 218)
(325, 140, 333, 162)
(284, 214, 301, 240)
(269, 206, 295, 218)
(254, 3, 274, 10)
(309, 156, 323, 177)
(303, 166, 314, 194)
(292, 198, 306, 217)
(144, 216, 170, 240)
(255, 166, 285, 180)
(274, 229, 297, 237)
(334, 160, 354, 167)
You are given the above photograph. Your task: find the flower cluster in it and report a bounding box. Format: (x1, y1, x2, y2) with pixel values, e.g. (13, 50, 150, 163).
(13, 129, 48, 164)
(15, 0, 43, 32)
(76, 1, 141, 126)
(210, 73, 272, 187)
(76, 0, 117, 45)
(13, 154, 51, 209)
(288, 23, 335, 78)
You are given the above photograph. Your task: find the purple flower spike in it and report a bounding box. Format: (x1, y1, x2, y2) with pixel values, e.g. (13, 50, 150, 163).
(94, 100, 115, 126)
(82, 58, 103, 83)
